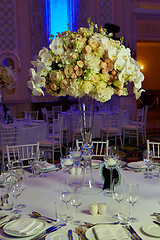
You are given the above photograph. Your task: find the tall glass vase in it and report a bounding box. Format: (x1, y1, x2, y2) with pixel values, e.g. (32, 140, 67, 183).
(76, 95, 101, 194)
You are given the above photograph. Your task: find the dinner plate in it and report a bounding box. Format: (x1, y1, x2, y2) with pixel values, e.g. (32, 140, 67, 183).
(85, 224, 129, 240)
(45, 231, 78, 240)
(142, 223, 160, 237)
(127, 161, 147, 169)
(3, 218, 45, 237)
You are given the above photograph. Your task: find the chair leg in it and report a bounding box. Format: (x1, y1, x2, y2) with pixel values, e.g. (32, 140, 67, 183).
(119, 134, 123, 149)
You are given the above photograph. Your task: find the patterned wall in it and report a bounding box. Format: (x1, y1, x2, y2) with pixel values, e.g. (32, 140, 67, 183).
(0, 0, 16, 52)
(97, 0, 113, 27)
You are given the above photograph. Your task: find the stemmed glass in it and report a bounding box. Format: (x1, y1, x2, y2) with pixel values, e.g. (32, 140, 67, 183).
(59, 186, 73, 221)
(11, 160, 26, 210)
(70, 192, 82, 225)
(112, 178, 126, 221)
(143, 150, 153, 179)
(38, 150, 47, 177)
(12, 180, 26, 214)
(126, 183, 139, 222)
(70, 192, 82, 213)
(28, 152, 39, 177)
(60, 156, 74, 185)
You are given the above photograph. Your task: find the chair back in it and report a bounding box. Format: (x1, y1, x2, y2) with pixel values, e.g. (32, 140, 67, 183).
(6, 142, 40, 167)
(147, 140, 160, 159)
(144, 105, 148, 125)
(76, 140, 109, 156)
(137, 108, 144, 126)
(52, 115, 63, 144)
(52, 105, 62, 119)
(24, 110, 39, 120)
(0, 124, 22, 164)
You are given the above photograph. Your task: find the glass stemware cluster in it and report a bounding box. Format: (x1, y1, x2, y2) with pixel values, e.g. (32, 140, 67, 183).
(113, 180, 139, 224)
(1, 160, 26, 213)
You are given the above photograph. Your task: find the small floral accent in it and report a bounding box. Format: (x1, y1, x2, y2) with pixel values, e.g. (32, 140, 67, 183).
(0, 64, 16, 91)
(28, 19, 144, 102)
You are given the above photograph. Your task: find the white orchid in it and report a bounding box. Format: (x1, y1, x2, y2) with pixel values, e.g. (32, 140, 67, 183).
(49, 37, 64, 55)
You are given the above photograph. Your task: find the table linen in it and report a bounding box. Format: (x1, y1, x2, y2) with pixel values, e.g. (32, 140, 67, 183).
(0, 165, 159, 239)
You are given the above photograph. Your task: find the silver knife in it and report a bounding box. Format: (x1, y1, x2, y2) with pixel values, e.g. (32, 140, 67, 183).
(153, 220, 160, 226)
(129, 225, 142, 240)
(31, 223, 66, 240)
(0, 215, 8, 221)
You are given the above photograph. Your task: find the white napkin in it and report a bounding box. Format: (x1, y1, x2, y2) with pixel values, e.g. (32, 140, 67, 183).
(37, 162, 55, 170)
(93, 225, 129, 240)
(5, 218, 43, 236)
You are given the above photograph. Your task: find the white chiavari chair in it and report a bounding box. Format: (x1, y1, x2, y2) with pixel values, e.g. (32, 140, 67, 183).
(123, 108, 144, 146)
(6, 142, 39, 168)
(0, 124, 22, 165)
(39, 116, 63, 164)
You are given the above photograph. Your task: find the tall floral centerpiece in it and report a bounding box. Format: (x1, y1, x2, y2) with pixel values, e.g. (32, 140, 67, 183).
(28, 19, 144, 192)
(28, 18, 144, 141)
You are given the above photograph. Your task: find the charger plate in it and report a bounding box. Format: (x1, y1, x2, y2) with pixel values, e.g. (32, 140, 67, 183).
(45, 231, 78, 240)
(142, 223, 160, 237)
(127, 161, 147, 170)
(3, 218, 45, 237)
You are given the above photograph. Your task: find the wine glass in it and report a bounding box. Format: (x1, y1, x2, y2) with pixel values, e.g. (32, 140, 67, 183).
(70, 192, 82, 213)
(28, 152, 39, 177)
(38, 150, 47, 177)
(112, 178, 126, 221)
(126, 183, 139, 222)
(59, 186, 73, 221)
(70, 192, 82, 225)
(143, 150, 153, 179)
(11, 180, 26, 214)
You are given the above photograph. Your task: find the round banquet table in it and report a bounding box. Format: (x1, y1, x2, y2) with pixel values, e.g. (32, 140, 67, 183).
(20, 121, 48, 144)
(0, 120, 49, 146)
(0, 165, 159, 239)
(61, 110, 129, 142)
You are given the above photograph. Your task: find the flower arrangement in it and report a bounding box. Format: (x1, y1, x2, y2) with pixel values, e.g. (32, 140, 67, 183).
(0, 64, 16, 91)
(28, 18, 144, 102)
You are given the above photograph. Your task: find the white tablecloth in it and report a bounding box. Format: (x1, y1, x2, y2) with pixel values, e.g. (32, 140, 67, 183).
(0, 120, 49, 146)
(21, 121, 48, 144)
(0, 166, 159, 239)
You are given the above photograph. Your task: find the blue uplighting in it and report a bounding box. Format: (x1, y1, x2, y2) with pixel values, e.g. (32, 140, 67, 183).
(49, 0, 69, 38)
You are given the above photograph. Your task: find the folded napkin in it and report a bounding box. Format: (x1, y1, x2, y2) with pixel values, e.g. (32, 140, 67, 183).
(37, 162, 56, 170)
(100, 163, 120, 190)
(93, 225, 129, 240)
(5, 218, 43, 236)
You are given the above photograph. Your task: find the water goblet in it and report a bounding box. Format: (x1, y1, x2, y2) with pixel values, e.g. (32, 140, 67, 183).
(143, 150, 153, 179)
(126, 183, 139, 222)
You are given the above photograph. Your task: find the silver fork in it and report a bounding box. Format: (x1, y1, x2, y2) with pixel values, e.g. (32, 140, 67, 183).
(0, 213, 22, 227)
